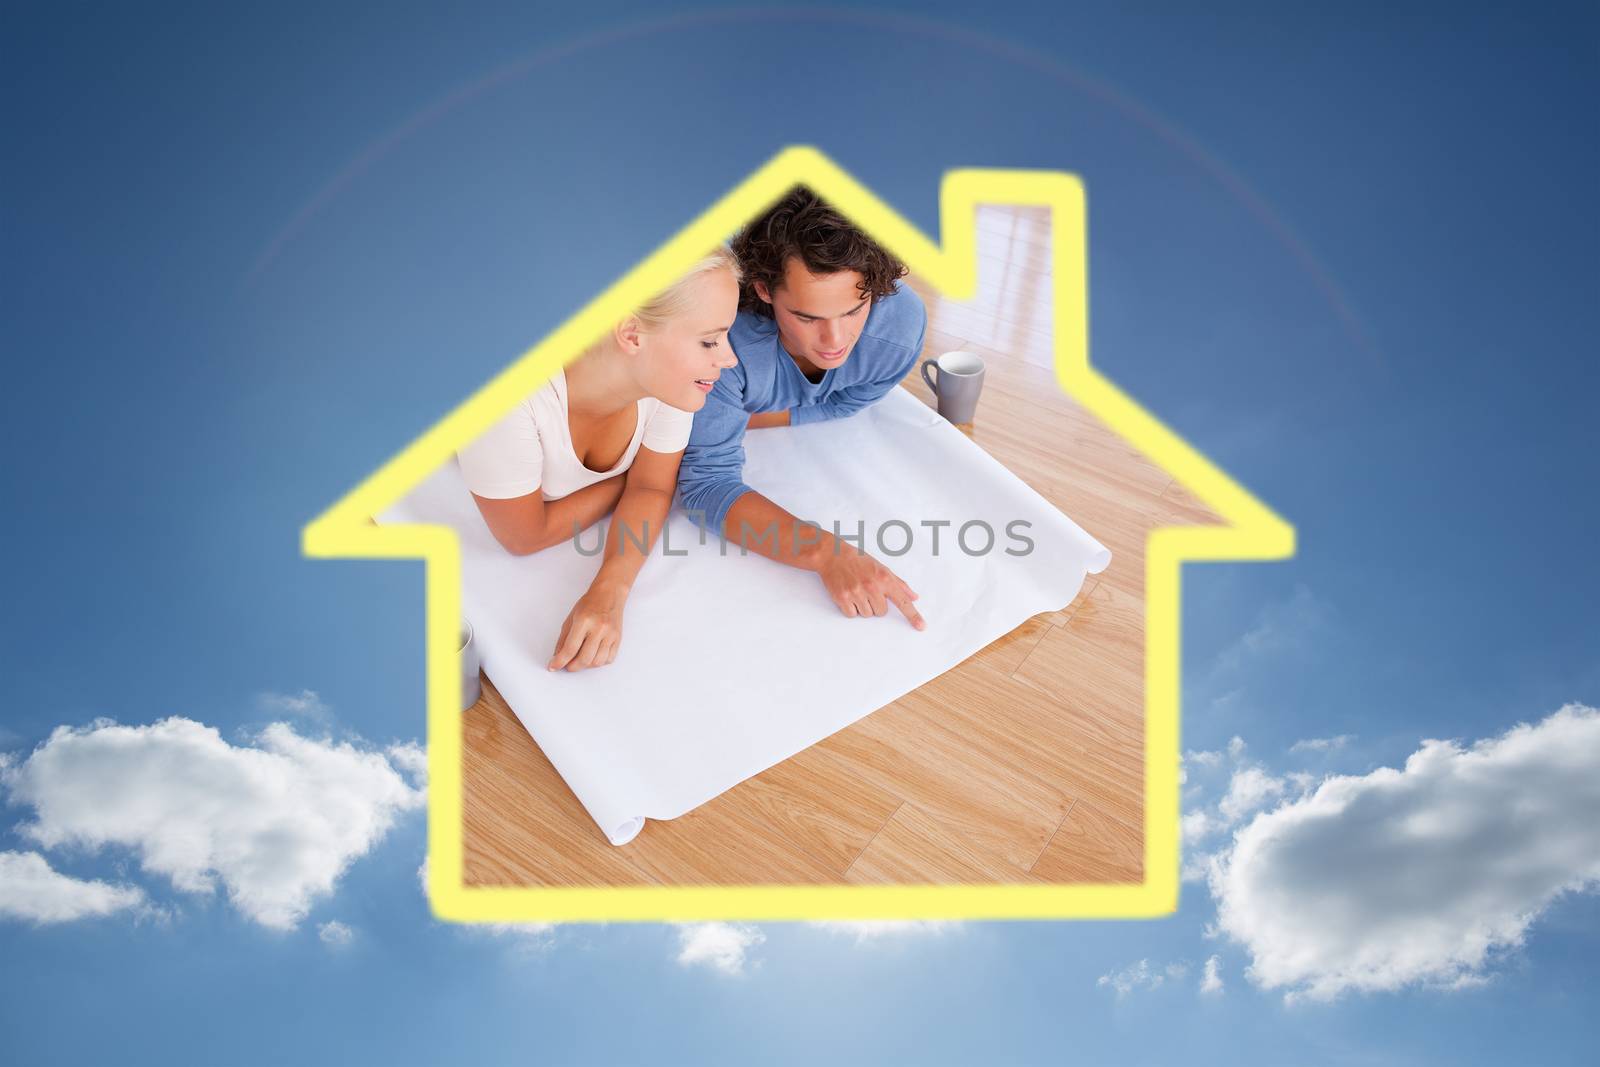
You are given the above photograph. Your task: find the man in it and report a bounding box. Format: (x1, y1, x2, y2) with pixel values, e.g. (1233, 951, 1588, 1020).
(676, 186, 928, 630)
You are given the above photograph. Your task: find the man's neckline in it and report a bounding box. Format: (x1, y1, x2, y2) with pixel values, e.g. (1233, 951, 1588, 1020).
(778, 341, 831, 386)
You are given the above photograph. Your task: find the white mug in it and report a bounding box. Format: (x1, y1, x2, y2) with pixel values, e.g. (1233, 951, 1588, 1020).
(459, 621, 482, 710)
(920, 350, 987, 424)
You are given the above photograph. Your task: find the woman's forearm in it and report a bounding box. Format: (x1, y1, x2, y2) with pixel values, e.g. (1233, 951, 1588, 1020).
(590, 485, 673, 591)
(527, 476, 625, 553)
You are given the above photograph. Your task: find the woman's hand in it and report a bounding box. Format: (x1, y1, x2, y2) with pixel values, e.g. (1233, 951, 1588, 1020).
(547, 580, 629, 672)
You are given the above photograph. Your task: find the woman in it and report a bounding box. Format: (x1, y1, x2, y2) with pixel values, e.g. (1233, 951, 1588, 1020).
(456, 248, 741, 672)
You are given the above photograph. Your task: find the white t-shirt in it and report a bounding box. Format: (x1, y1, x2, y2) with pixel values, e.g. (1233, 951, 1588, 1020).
(456, 369, 693, 501)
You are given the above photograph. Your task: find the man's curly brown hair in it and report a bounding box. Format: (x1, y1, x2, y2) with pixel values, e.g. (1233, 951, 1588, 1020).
(730, 186, 908, 319)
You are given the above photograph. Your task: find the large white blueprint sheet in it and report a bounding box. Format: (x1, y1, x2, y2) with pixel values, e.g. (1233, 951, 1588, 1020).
(383, 387, 1111, 845)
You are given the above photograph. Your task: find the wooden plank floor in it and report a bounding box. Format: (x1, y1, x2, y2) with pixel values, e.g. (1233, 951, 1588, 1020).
(460, 205, 1222, 887)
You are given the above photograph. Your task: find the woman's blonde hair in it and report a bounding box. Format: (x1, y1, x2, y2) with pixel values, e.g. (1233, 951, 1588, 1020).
(630, 246, 742, 332)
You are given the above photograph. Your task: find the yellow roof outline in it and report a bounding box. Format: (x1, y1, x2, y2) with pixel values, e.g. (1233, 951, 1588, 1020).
(304, 146, 1294, 922)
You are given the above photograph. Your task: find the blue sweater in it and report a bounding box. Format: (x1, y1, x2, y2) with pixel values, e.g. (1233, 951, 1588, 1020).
(676, 281, 928, 532)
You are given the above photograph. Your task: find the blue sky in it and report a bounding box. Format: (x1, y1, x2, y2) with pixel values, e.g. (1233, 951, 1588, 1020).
(2, 2, 1596, 1064)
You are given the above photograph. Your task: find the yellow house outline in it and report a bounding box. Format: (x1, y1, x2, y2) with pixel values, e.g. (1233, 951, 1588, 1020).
(303, 146, 1294, 922)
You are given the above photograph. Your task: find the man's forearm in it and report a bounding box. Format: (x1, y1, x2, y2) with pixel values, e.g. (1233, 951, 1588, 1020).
(720, 484, 926, 630)
(720, 490, 842, 572)
(746, 409, 792, 430)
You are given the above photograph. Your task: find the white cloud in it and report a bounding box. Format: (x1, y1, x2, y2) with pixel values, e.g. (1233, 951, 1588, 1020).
(1216, 766, 1286, 824)
(1200, 955, 1224, 995)
(1209, 689, 1245, 713)
(0, 850, 147, 924)
(675, 922, 764, 976)
(317, 920, 354, 947)
(1181, 854, 1211, 885)
(1290, 735, 1353, 754)
(387, 742, 427, 789)
(2, 717, 425, 930)
(481, 922, 558, 952)
(1208, 703, 1600, 1002)
(1182, 809, 1221, 845)
(256, 689, 330, 721)
(1196, 588, 1326, 720)
(1212, 586, 1324, 677)
(1184, 748, 1223, 769)
(1097, 958, 1172, 996)
(1097, 958, 1201, 997)
(1183, 742, 1291, 853)
(806, 920, 959, 944)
